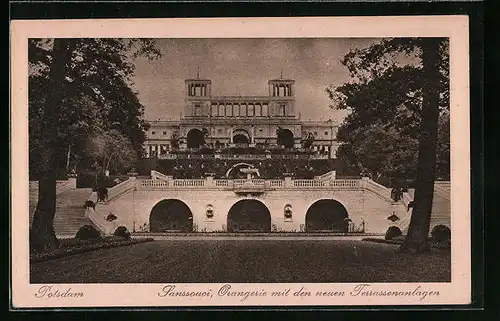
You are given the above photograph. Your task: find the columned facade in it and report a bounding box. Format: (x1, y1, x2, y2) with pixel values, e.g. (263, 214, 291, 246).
(144, 75, 339, 158)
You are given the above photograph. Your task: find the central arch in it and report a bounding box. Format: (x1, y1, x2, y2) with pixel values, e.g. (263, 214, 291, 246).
(232, 128, 250, 144)
(150, 199, 193, 232)
(227, 199, 271, 232)
(277, 128, 294, 148)
(233, 134, 249, 144)
(187, 128, 205, 148)
(305, 199, 349, 232)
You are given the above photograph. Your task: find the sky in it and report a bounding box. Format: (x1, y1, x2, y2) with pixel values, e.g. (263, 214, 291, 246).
(132, 38, 382, 124)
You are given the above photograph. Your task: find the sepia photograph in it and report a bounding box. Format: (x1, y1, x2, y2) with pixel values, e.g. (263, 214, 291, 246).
(11, 17, 471, 307)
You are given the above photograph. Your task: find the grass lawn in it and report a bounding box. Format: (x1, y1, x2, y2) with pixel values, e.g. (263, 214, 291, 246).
(30, 239, 450, 283)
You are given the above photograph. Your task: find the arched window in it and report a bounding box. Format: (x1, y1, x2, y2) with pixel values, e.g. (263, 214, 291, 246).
(281, 104, 286, 116)
(239, 104, 246, 116)
(225, 104, 233, 117)
(248, 104, 254, 116)
(262, 104, 268, 117)
(218, 104, 225, 116)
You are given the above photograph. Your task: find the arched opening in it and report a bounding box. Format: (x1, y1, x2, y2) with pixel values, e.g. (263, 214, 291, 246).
(187, 128, 205, 148)
(305, 199, 349, 232)
(150, 199, 193, 232)
(277, 128, 294, 148)
(232, 129, 250, 145)
(227, 199, 271, 232)
(233, 134, 249, 144)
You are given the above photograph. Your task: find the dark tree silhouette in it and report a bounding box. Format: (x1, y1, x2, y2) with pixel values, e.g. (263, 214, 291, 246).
(327, 38, 449, 253)
(29, 38, 161, 251)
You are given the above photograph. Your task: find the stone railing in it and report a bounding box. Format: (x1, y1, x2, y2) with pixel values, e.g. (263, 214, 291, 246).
(157, 153, 328, 160)
(105, 178, 136, 202)
(268, 180, 284, 188)
(315, 170, 336, 181)
(329, 180, 360, 188)
(293, 180, 327, 187)
(435, 181, 451, 187)
(434, 181, 451, 201)
(140, 179, 171, 188)
(85, 193, 115, 235)
(214, 179, 230, 187)
(233, 179, 265, 187)
(361, 178, 393, 202)
(136, 177, 363, 191)
(217, 154, 268, 160)
(151, 170, 172, 181)
(172, 179, 206, 187)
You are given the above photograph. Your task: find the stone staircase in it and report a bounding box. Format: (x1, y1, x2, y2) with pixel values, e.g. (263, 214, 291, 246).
(400, 185, 451, 235)
(29, 188, 94, 237)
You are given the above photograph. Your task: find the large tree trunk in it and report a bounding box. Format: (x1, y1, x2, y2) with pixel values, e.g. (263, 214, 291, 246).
(30, 39, 71, 252)
(30, 175, 59, 251)
(400, 38, 442, 253)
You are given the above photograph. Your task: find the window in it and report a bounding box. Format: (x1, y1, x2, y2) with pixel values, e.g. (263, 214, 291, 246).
(262, 104, 268, 117)
(259, 128, 263, 132)
(218, 104, 225, 116)
(211, 104, 218, 117)
(280, 104, 286, 116)
(225, 104, 233, 117)
(248, 104, 254, 117)
(240, 104, 246, 116)
(314, 132, 317, 136)
(163, 131, 167, 135)
(255, 105, 262, 117)
(151, 131, 156, 135)
(325, 131, 329, 136)
(233, 104, 240, 117)
(217, 129, 222, 134)
(194, 104, 202, 116)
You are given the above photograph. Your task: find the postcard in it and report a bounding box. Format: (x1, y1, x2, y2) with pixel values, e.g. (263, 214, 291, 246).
(11, 16, 471, 308)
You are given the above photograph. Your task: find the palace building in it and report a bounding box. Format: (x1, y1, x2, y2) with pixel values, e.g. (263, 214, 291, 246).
(143, 75, 341, 159)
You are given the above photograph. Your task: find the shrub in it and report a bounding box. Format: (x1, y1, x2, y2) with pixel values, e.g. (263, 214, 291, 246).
(431, 225, 451, 243)
(114, 226, 131, 239)
(385, 226, 402, 240)
(75, 225, 102, 241)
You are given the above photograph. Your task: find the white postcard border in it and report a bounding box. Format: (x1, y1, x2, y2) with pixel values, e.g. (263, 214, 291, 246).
(11, 16, 471, 307)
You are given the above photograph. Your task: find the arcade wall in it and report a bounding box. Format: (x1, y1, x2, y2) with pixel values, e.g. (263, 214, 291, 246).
(104, 188, 399, 234)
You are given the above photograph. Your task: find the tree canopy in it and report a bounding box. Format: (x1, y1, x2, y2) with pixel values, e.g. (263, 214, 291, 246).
(328, 38, 449, 252)
(28, 38, 159, 178)
(327, 38, 450, 184)
(29, 38, 161, 251)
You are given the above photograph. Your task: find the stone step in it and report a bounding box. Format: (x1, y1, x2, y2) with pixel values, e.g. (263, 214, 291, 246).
(29, 188, 95, 237)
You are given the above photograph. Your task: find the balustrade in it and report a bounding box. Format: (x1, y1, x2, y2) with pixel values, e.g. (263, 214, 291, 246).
(214, 179, 230, 187)
(137, 177, 362, 190)
(293, 180, 326, 187)
(172, 179, 205, 187)
(329, 180, 359, 187)
(268, 180, 284, 187)
(157, 153, 324, 160)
